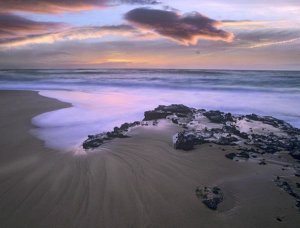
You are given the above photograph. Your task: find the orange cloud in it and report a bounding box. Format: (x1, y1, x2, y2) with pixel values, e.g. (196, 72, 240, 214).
(0, 25, 139, 49)
(0, 13, 65, 39)
(0, 0, 159, 14)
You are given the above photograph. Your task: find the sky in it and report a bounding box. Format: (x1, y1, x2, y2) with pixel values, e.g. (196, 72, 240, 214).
(0, 0, 300, 70)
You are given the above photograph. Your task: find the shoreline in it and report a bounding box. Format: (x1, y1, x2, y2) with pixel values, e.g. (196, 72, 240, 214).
(0, 90, 300, 227)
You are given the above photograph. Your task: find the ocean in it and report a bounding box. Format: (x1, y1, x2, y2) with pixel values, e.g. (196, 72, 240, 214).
(1, 69, 299, 153)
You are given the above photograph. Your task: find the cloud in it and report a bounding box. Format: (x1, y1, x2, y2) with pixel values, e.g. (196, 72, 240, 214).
(247, 37, 300, 48)
(121, 0, 160, 4)
(125, 8, 234, 45)
(221, 20, 300, 31)
(0, 13, 65, 39)
(0, 0, 159, 14)
(0, 25, 141, 49)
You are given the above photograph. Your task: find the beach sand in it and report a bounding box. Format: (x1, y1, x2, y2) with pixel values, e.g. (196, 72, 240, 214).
(0, 90, 299, 228)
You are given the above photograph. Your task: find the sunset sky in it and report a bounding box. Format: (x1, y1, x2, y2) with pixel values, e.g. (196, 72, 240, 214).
(0, 0, 300, 70)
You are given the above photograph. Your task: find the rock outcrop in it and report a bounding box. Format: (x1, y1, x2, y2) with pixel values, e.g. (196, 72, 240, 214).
(83, 121, 140, 149)
(144, 104, 193, 121)
(82, 104, 300, 163)
(274, 176, 300, 211)
(195, 186, 224, 210)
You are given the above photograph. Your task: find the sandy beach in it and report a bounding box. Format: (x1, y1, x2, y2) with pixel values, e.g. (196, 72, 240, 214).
(0, 90, 300, 228)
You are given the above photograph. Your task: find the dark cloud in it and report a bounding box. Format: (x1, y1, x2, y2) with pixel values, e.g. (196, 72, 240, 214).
(125, 8, 234, 45)
(0, 13, 65, 40)
(0, 0, 159, 14)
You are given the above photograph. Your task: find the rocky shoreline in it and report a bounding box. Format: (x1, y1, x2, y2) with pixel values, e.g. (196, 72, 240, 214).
(83, 104, 300, 161)
(83, 104, 300, 211)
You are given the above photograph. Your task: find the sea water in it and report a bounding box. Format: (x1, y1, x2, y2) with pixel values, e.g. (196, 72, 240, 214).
(1, 69, 299, 152)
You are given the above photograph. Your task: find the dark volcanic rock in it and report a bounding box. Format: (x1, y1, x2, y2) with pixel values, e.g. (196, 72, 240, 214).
(173, 131, 196, 151)
(237, 151, 250, 159)
(144, 104, 193, 121)
(274, 176, 299, 199)
(171, 118, 179, 124)
(82, 121, 140, 149)
(203, 111, 234, 123)
(144, 110, 172, 121)
(225, 152, 249, 160)
(156, 104, 192, 115)
(203, 110, 226, 123)
(216, 136, 238, 145)
(258, 160, 267, 165)
(290, 150, 300, 160)
(83, 137, 104, 149)
(225, 153, 236, 160)
(246, 114, 293, 130)
(196, 186, 224, 210)
(276, 216, 284, 222)
(83, 104, 300, 160)
(223, 126, 248, 139)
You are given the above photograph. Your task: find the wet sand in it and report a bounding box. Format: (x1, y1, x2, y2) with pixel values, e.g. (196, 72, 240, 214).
(0, 90, 299, 228)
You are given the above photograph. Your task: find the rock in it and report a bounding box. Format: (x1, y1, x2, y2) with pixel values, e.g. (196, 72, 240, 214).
(83, 104, 300, 158)
(106, 131, 128, 138)
(172, 118, 179, 124)
(83, 137, 103, 149)
(259, 160, 267, 165)
(223, 126, 248, 139)
(237, 151, 250, 159)
(144, 110, 172, 121)
(203, 110, 226, 123)
(296, 199, 300, 210)
(245, 114, 261, 121)
(274, 176, 299, 198)
(225, 152, 249, 161)
(173, 131, 195, 151)
(156, 104, 192, 115)
(276, 216, 284, 222)
(82, 121, 140, 149)
(225, 153, 236, 160)
(144, 104, 192, 121)
(195, 186, 224, 210)
(216, 136, 238, 145)
(119, 123, 130, 131)
(290, 150, 300, 160)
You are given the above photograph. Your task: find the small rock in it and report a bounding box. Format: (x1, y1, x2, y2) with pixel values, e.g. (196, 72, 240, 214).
(259, 160, 267, 165)
(83, 138, 103, 149)
(276, 216, 284, 222)
(144, 104, 192, 121)
(172, 118, 179, 124)
(225, 153, 236, 160)
(173, 131, 195, 151)
(237, 151, 250, 159)
(195, 186, 224, 210)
